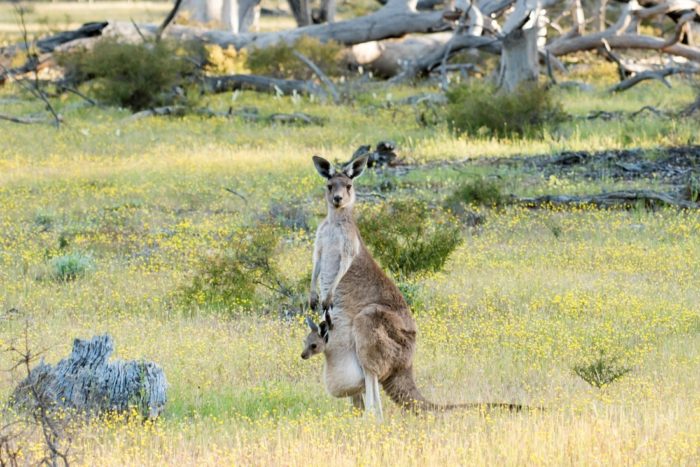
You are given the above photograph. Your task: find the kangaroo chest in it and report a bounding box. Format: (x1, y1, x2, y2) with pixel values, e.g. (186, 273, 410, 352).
(316, 221, 360, 298)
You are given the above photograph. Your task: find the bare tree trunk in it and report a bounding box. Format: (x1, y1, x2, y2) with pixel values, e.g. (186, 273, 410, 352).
(497, 0, 541, 91)
(222, 0, 261, 33)
(314, 0, 336, 23)
(183, 0, 258, 32)
(221, 0, 240, 32)
(570, 0, 584, 35)
(289, 0, 312, 26)
(595, 0, 608, 32)
(182, 0, 223, 23)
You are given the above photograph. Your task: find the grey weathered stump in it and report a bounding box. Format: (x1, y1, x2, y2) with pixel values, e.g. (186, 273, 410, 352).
(12, 335, 167, 419)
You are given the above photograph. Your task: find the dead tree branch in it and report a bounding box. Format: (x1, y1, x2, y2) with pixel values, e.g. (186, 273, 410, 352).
(607, 66, 687, 92)
(292, 50, 340, 103)
(157, 0, 184, 41)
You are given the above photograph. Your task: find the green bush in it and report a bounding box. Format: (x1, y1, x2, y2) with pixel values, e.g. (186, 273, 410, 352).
(445, 81, 566, 138)
(58, 39, 197, 111)
(358, 200, 463, 278)
(246, 36, 344, 80)
(50, 253, 94, 282)
(573, 351, 631, 389)
(444, 178, 505, 209)
(182, 223, 296, 312)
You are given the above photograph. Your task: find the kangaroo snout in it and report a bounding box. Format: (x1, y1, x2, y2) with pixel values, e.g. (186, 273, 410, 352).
(301, 351, 309, 359)
(333, 195, 343, 205)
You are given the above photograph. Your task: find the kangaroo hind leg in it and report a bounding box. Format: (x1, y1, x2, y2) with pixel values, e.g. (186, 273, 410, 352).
(351, 394, 364, 412)
(372, 373, 383, 421)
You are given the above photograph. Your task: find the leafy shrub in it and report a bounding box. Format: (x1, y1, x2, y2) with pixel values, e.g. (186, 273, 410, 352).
(204, 44, 248, 75)
(358, 200, 463, 278)
(58, 39, 197, 111)
(445, 81, 566, 138)
(246, 36, 344, 80)
(182, 223, 296, 312)
(50, 253, 94, 282)
(444, 178, 505, 209)
(573, 351, 631, 389)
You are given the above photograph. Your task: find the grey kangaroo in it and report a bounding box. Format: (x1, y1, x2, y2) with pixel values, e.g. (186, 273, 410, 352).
(300, 314, 524, 416)
(308, 154, 523, 420)
(301, 314, 365, 411)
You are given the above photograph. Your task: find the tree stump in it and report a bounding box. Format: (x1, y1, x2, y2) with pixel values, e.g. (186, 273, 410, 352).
(11, 335, 167, 419)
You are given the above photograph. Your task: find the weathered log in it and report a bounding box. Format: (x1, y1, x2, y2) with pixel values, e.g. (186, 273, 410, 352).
(99, 3, 448, 50)
(516, 190, 698, 209)
(12, 335, 167, 419)
(202, 74, 323, 95)
(125, 105, 325, 124)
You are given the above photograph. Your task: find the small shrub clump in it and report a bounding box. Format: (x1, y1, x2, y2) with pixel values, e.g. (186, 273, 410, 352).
(445, 81, 566, 138)
(204, 44, 248, 75)
(358, 200, 463, 278)
(182, 223, 296, 312)
(50, 253, 94, 282)
(573, 351, 632, 389)
(246, 36, 344, 80)
(444, 177, 505, 210)
(58, 39, 197, 111)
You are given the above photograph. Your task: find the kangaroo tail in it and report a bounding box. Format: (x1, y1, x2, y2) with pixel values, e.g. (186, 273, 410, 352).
(382, 367, 534, 413)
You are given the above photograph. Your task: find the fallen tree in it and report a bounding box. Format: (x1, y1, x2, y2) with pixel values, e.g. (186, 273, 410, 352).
(516, 190, 699, 209)
(2, 0, 699, 89)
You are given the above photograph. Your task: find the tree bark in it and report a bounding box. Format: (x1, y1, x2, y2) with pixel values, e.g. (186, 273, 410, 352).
(288, 0, 312, 26)
(183, 0, 260, 32)
(595, 0, 608, 31)
(497, 0, 541, 91)
(12, 335, 167, 419)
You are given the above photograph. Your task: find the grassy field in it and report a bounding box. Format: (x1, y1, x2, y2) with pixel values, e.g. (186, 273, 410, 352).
(1, 21, 700, 465)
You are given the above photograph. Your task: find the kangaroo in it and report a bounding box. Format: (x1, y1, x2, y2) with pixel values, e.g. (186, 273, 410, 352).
(300, 315, 365, 411)
(309, 154, 526, 419)
(300, 315, 526, 414)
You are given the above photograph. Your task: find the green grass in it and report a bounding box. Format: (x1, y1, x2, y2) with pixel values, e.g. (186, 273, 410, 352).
(0, 69, 699, 464)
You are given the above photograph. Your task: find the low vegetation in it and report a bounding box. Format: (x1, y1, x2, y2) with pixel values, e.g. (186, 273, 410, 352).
(181, 223, 299, 313)
(48, 253, 94, 282)
(573, 351, 632, 389)
(358, 200, 463, 278)
(246, 36, 345, 80)
(58, 39, 198, 110)
(445, 81, 566, 138)
(444, 177, 506, 209)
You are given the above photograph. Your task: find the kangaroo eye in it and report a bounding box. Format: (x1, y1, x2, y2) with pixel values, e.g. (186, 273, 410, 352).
(311, 344, 317, 350)
(346, 185, 352, 190)
(327, 185, 332, 191)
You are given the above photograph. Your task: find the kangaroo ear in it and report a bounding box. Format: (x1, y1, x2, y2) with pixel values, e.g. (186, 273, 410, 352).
(313, 155, 335, 179)
(343, 154, 369, 179)
(305, 316, 319, 333)
(323, 309, 333, 330)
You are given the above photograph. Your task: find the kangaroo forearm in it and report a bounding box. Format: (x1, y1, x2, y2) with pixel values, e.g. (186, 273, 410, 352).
(326, 256, 353, 299)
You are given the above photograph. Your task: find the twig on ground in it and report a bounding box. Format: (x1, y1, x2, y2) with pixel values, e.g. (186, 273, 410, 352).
(0, 113, 60, 124)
